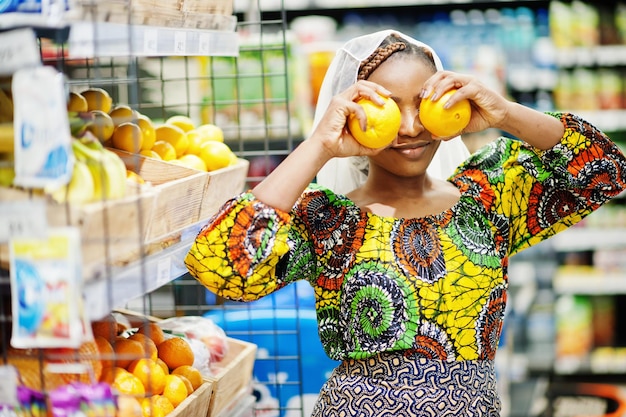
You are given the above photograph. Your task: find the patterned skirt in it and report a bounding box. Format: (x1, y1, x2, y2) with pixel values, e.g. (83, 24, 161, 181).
(310, 352, 501, 417)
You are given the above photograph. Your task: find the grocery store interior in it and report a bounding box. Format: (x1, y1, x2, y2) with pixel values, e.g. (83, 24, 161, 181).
(2, 0, 626, 416)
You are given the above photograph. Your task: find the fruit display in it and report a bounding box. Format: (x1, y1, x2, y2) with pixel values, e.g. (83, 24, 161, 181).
(66, 89, 238, 175)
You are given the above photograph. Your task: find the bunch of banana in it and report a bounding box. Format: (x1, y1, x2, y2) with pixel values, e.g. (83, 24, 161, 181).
(72, 134, 127, 201)
(48, 133, 127, 204)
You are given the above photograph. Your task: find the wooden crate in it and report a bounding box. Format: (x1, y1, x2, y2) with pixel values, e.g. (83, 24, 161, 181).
(115, 150, 249, 243)
(198, 158, 249, 222)
(170, 379, 214, 417)
(205, 338, 257, 417)
(0, 184, 155, 281)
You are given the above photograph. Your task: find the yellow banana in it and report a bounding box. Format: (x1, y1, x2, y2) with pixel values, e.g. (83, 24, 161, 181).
(72, 138, 127, 201)
(48, 158, 95, 204)
(0, 122, 13, 152)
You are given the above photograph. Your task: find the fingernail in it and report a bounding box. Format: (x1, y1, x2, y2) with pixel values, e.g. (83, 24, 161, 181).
(419, 88, 427, 98)
(430, 92, 438, 101)
(443, 99, 451, 109)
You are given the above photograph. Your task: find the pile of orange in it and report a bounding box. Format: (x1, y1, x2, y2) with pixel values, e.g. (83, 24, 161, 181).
(89, 315, 203, 417)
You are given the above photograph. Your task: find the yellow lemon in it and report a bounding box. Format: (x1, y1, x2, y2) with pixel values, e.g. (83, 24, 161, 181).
(419, 89, 471, 138)
(173, 154, 207, 171)
(184, 130, 205, 155)
(137, 114, 156, 151)
(195, 123, 224, 142)
(198, 141, 235, 172)
(111, 122, 143, 153)
(155, 124, 189, 157)
(81, 87, 113, 113)
(166, 115, 196, 133)
(347, 94, 401, 148)
(126, 170, 145, 184)
(109, 105, 138, 127)
(140, 149, 161, 159)
(140, 395, 174, 417)
(152, 141, 177, 161)
(87, 110, 115, 142)
(67, 91, 88, 112)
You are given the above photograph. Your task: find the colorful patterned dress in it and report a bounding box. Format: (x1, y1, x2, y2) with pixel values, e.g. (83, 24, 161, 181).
(185, 113, 626, 416)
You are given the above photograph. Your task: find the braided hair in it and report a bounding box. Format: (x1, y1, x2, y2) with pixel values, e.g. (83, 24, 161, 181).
(357, 34, 437, 80)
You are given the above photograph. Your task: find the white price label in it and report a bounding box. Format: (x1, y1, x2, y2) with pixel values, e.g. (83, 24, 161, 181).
(174, 31, 186, 55)
(0, 366, 18, 407)
(0, 28, 41, 76)
(0, 200, 47, 242)
(156, 257, 172, 286)
(198, 33, 211, 55)
(144, 29, 158, 54)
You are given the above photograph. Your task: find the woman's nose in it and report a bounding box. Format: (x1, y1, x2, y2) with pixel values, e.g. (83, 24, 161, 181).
(397, 107, 423, 137)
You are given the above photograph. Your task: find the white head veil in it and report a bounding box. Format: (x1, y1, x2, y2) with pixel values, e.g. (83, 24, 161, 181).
(313, 29, 470, 195)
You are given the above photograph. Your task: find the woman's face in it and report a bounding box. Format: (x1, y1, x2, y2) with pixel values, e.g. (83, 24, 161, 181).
(366, 54, 440, 178)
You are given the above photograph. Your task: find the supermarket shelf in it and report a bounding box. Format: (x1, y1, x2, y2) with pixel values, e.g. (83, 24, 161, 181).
(555, 45, 626, 68)
(84, 236, 194, 321)
(553, 268, 626, 295)
(67, 21, 239, 58)
(572, 110, 626, 133)
(555, 349, 626, 375)
(0, 14, 239, 58)
(550, 227, 626, 252)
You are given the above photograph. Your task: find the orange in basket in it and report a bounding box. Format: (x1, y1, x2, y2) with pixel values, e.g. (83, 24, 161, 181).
(157, 337, 194, 371)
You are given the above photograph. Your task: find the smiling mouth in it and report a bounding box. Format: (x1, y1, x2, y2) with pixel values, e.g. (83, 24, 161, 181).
(392, 141, 430, 150)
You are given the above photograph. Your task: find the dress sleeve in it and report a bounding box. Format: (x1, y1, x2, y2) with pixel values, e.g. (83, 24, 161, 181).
(454, 112, 626, 256)
(184, 191, 316, 302)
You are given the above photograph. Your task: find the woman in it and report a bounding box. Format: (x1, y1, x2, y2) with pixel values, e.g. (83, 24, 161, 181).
(185, 30, 626, 416)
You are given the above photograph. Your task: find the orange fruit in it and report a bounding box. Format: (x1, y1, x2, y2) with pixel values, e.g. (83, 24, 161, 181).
(140, 395, 174, 417)
(419, 88, 471, 138)
(171, 365, 202, 391)
(87, 110, 115, 142)
(173, 374, 193, 395)
(112, 122, 144, 153)
(117, 395, 143, 417)
(157, 337, 194, 371)
(109, 105, 138, 126)
(113, 338, 147, 369)
(128, 358, 167, 395)
(68, 91, 88, 112)
(173, 154, 207, 171)
(100, 366, 130, 384)
(95, 335, 115, 369)
(166, 115, 195, 132)
(162, 374, 189, 407)
(128, 333, 158, 361)
(112, 369, 146, 397)
(136, 322, 166, 346)
(152, 140, 177, 161)
(92, 314, 119, 341)
(81, 87, 113, 113)
(155, 358, 169, 375)
(198, 141, 234, 172)
(137, 114, 156, 151)
(348, 94, 401, 149)
(155, 124, 189, 157)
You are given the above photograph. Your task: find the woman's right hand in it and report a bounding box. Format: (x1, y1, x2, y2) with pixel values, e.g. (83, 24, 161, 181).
(310, 80, 394, 159)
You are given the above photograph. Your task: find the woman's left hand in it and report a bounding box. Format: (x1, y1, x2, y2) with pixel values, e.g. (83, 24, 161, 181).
(420, 71, 511, 137)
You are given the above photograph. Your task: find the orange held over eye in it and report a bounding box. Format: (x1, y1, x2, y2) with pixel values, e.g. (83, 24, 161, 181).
(419, 88, 471, 138)
(347, 94, 401, 149)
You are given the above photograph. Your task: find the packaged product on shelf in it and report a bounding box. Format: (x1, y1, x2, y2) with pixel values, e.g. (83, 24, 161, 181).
(9, 227, 90, 349)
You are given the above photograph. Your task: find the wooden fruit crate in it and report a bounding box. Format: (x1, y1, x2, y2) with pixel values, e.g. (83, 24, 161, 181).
(198, 158, 249, 223)
(170, 379, 214, 417)
(205, 338, 257, 417)
(0, 184, 156, 281)
(113, 150, 249, 243)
